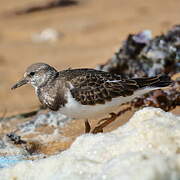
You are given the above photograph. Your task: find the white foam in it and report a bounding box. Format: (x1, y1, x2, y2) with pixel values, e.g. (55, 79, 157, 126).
(0, 107, 180, 180)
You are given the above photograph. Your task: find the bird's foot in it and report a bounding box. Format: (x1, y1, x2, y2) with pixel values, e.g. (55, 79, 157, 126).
(84, 107, 131, 134)
(91, 113, 117, 134)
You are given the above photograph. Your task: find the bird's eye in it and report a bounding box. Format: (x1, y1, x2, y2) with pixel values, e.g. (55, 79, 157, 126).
(29, 72, 35, 76)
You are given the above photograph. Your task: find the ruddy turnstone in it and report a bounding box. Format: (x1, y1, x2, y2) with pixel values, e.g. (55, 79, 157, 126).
(11, 63, 172, 133)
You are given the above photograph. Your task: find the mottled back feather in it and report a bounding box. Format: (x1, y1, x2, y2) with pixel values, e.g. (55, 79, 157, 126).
(57, 69, 170, 105)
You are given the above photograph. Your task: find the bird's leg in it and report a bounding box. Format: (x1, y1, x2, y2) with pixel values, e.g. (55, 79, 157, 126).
(85, 119, 91, 133)
(91, 106, 132, 134)
(91, 113, 117, 134)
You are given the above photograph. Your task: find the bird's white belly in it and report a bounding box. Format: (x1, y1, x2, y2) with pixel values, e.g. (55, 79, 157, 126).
(59, 88, 155, 119)
(60, 97, 121, 119)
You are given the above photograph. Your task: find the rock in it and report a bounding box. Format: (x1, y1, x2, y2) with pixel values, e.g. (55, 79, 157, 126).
(32, 28, 62, 43)
(0, 108, 180, 180)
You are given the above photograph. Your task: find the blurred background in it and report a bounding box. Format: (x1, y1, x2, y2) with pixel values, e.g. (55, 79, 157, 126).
(0, 0, 179, 115)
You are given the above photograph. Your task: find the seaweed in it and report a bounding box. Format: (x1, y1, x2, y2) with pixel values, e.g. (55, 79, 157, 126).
(5, 0, 78, 16)
(98, 25, 180, 78)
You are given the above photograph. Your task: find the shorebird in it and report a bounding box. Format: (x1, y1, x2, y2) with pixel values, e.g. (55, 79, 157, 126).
(11, 63, 171, 133)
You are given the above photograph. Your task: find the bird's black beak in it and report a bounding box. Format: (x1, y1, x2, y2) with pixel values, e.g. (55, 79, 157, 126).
(11, 78, 28, 90)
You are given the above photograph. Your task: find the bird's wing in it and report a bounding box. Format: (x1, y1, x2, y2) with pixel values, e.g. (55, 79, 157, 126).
(69, 72, 139, 105)
(60, 69, 171, 105)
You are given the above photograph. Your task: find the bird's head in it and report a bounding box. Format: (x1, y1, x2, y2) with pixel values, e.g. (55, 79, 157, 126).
(11, 63, 58, 90)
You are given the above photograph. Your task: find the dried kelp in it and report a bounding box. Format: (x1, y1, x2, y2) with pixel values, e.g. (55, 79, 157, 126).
(6, 133, 27, 145)
(131, 79, 180, 111)
(6, 0, 78, 16)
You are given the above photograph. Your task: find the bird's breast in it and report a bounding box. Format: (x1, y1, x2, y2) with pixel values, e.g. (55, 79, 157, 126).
(58, 90, 125, 119)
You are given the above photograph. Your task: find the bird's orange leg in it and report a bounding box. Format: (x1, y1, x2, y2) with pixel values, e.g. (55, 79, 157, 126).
(91, 106, 132, 134)
(91, 113, 117, 134)
(85, 119, 91, 133)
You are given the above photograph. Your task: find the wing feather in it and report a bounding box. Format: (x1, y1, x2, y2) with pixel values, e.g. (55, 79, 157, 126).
(59, 69, 171, 106)
(69, 73, 139, 105)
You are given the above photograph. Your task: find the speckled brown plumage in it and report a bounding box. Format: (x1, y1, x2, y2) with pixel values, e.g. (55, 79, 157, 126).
(37, 79, 67, 111)
(57, 68, 171, 106)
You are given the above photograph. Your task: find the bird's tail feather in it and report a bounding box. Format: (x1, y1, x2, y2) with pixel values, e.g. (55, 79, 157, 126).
(132, 74, 172, 89)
